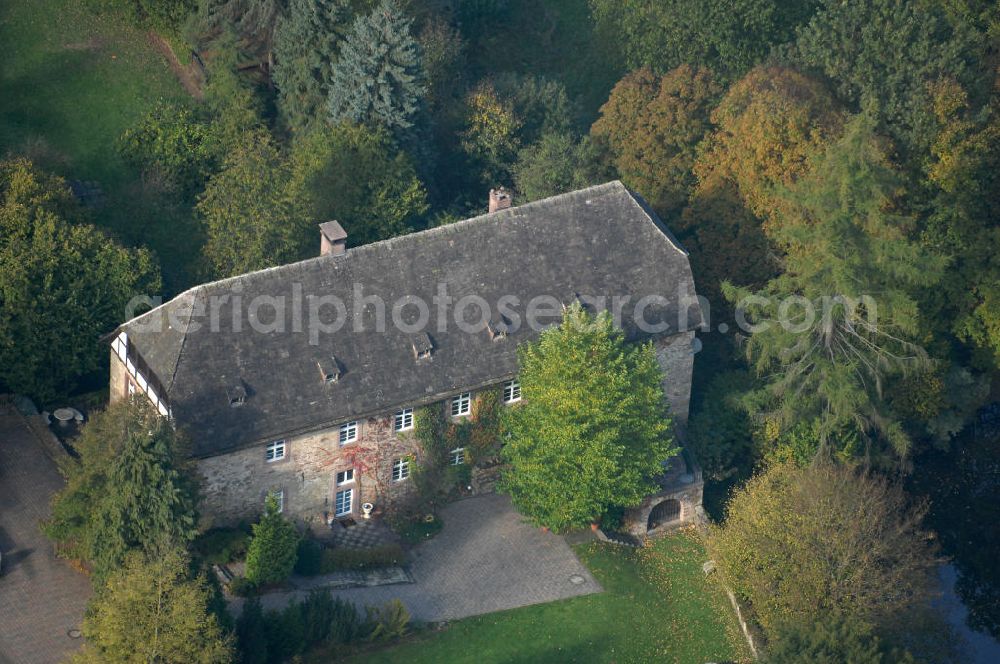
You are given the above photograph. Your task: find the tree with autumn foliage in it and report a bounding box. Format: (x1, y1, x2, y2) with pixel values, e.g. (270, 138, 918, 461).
(500, 304, 677, 531)
(591, 65, 721, 219)
(694, 65, 844, 226)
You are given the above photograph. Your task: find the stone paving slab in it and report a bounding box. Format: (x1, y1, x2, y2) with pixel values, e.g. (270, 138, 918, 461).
(247, 493, 602, 622)
(0, 408, 91, 664)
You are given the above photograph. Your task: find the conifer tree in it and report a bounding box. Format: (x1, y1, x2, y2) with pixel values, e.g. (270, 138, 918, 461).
(45, 398, 199, 582)
(327, 0, 425, 133)
(273, 0, 351, 135)
(725, 116, 946, 463)
(244, 493, 299, 585)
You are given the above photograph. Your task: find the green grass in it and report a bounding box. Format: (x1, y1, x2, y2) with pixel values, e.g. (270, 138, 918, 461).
(0, 0, 203, 290)
(340, 530, 751, 664)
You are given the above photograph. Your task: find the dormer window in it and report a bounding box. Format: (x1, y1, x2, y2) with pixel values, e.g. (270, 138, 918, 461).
(411, 332, 434, 360)
(318, 356, 341, 384)
(228, 384, 247, 408)
(487, 314, 510, 341)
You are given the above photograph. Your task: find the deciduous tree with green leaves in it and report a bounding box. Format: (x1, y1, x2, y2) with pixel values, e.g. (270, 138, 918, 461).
(709, 463, 939, 644)
(44, 397, 199, 581)
(197, 130, 310, 278)
(244, 492, 300, 585)
(499, 303, 677, 531)
(288, 122, 429, 246)
(0, 159, 161, 403)
(71, 546, 233, 664)
(513, 132, 611, 203)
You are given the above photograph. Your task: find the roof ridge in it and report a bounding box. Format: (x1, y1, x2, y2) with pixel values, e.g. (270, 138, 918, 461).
(117, 181, 629, 329)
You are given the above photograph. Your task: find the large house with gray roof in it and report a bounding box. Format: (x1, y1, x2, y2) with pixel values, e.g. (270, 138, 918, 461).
(108, 182, 705, 536)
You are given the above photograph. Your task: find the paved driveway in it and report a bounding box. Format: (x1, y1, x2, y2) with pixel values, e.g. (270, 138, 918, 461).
(0, 408, 90, 664)
(256, 493, 602, 622)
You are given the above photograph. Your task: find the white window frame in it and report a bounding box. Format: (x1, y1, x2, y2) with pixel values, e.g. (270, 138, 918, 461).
(394, 408, 414, 432)
(450, 447, 466, 466)
(392, 457, 410, 482)
(502, 379, 521, 404)
(268, 489, 284, 513)
(265, 440, 286, 462)
(336, 468, 355, 486)
(339, 421, 358, 445)
(335, 488, 353, 517)
(451, 392, 471, 417)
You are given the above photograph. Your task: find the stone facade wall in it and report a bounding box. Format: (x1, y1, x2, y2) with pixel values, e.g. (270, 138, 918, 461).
(653, 330, 696, 424)
(623, 480, 704, 538)
(109, 328, 700, 533)
(197, 407, 429, 533)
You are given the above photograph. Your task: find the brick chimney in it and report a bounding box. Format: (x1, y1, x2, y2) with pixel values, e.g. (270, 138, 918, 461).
(319, 220, 347, 257)
(489, 187, 512, 213)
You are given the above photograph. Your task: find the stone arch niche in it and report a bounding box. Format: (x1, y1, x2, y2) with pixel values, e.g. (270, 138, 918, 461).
(647, 498, 681, 531)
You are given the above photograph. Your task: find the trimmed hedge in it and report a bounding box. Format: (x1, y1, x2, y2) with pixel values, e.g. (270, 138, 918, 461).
(319, 544, 405, 573)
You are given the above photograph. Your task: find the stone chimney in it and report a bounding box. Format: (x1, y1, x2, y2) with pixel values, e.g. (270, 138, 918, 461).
(488, 187, 512, 213)
(319, 220, 347, 257)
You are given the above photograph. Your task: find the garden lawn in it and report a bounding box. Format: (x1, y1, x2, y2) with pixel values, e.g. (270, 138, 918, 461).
(0, 0, 202, 290)
(340, 530, 751, 664)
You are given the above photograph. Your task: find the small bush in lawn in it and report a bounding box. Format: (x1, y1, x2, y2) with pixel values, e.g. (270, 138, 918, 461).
(365, 599, 410, 642)
(294, 538, 324, 576)
(245, 493, 299, 585)
(319, 544, 405, 573)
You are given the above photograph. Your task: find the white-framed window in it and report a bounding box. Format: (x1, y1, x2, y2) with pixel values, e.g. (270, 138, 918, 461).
(451, 392, 471, 417)
(450, 448, 466, 466)
(502, 379, 521, 403)
(394, 408, 414, 432)
(265, 440, 286, 462)
(267, 489, 284, 513)
(335, 488, 353, 516)
(339, 421, 358, 445)
(392, 457, 410, 482)
(336, 468, 354, 486)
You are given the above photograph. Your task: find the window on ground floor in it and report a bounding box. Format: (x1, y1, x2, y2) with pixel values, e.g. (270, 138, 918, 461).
(335, 488, 353, 516)
(336, 468, 354, 486)
(267, 489, 284, 513)
(450, 447, 466, 466)
(392, 457, 410, 481)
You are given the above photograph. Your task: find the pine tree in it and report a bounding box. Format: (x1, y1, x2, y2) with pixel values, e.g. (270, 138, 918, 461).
(44, 398, 198, 581)
(327, 0, 425, 133)
(244, 493, 299, 585)
(499, 304, 678, 531)
(725, 116, 946, 463)
(273, 0, 351, 135)
(85, 399, 199, 581)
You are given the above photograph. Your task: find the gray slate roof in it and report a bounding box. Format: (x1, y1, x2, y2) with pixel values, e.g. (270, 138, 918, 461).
(119, 182, 703, 457)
